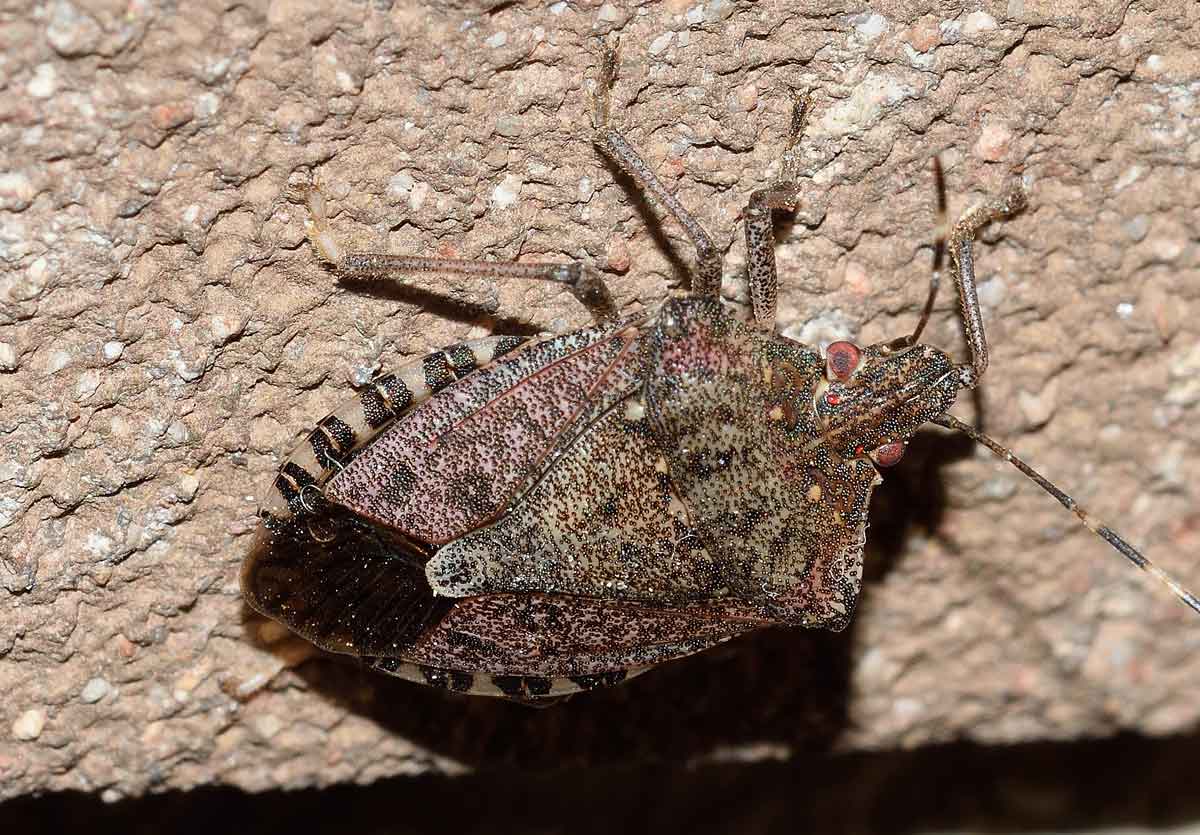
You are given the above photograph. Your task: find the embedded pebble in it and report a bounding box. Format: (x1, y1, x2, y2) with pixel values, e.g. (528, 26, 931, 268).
(1016, 377, 1058, 427)
(906, 18, 941, 53)
(853, 13, 888, 41)
(76, 369, 101, 400)
(648, 32, 674, 56)
(974, 120, 1012, 161)
(12, 709, 46, 740)
(976, 275, 1007, 309)
(86, 531, 115, 558)
(962, 10, 997, 36)
(577, 176, 594, 201)
(1122, 214, 1149, 241)
(387, 171, 414, 200)
(817, 73, 914, 137)
(843, 261, 871, 297)
(194, 93, 219, 119)
(605, 239, 631, 273)
(729, 83, 758, 112)
(490, 173, 523, 209)
(1114, 165, 1142, 191)
(783, 309, 855, 349)
(3, 255, 50, 300)
(166, 420, 194, 444)
(408, 182, 429, 211)
(495, 114, 522, 137)
(47, 1, 103, 56)
(176, 473, 200, 502)
(210, 314, 245, 344)
(46, 349, 72, 374)
(1165, 342, 1200, 407)
(80, 677, 112, 704)
(0, 342, 17, 371)
(252, 713, 283, 739)
(484, 31, 507, 48)
(704, 0, 733, 21)
(103, 341, 124, 361)
(27, 64, 58, 99)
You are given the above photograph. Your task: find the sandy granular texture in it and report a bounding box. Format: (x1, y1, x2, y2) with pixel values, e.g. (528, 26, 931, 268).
(1, 0, 1198, 800)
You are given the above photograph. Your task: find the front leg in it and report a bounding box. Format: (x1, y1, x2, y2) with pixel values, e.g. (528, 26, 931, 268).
(742, 93, 811, 330)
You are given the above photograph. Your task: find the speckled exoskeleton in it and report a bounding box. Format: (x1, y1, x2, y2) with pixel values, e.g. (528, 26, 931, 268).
(242, 40, 1199, 702)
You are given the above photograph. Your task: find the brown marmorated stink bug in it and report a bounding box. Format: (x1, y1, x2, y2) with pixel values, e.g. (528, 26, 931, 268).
(242, 41, 1200, 702)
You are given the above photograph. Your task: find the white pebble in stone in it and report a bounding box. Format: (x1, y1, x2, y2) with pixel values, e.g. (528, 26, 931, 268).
(648, 32, 674, 56)
(27, 63, 58, 99)
(490, 173, 523, 209)
(962, 10, 997, 36)
(12, 708, 46, 740)
(80, 677, 112, 704)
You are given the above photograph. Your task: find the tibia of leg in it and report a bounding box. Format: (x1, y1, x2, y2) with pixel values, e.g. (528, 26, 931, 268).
(742, 187, 802, 330)
(592, 125, 723, 297)
(590, 33, 620, 130)
(739, 93, 812, 330)
(288, 181, 617, 322)
(947, 179, 1029, 388)
(952, 181, 1027, 242)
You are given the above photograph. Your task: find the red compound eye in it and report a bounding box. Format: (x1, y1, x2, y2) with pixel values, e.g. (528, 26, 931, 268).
(825, 341, 861, 382)
(869, 441, 906, 468)
(823, 392, 843, 408)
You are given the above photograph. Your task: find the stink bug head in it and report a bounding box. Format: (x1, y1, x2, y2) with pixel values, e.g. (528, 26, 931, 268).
(815, 342, 958, 465)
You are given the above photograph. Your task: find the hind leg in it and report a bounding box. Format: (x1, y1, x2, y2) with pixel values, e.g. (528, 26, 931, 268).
(294, 182, 616, 321)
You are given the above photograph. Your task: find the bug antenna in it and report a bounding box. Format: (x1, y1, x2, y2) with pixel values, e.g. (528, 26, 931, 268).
(933, 412, 1200, 617)
(893, 156, 946, 350)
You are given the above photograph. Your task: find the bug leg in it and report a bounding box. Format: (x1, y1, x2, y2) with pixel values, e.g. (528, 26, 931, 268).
(289, 181, 617, 322)
(590, 35, 723, 298)
(742, 92, 811, 330)
(946, 181, 1027, 388)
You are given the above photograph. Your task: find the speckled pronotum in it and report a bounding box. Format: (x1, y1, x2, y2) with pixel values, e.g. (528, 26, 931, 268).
(241, 38, 1199, 703)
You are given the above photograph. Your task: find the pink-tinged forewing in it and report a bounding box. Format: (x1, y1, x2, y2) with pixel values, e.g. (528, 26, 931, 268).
(326, 319, 647, 544)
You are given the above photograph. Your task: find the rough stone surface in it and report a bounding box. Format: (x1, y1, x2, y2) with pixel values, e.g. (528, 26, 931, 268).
(1, 0, 1198, 800)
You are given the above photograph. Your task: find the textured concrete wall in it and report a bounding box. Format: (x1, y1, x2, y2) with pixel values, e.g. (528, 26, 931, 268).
(1, 0, 1198, 800)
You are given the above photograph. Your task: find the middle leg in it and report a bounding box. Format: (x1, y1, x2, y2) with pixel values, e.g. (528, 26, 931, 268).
(591, 35, 724, 298)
